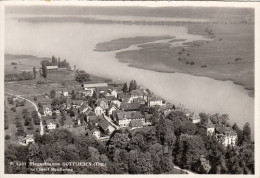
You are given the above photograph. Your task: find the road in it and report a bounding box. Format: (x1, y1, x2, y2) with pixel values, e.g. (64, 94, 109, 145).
(5, 91, 44, 136)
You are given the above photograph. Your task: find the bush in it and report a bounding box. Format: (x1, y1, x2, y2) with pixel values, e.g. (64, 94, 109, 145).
(33, 96, 37, 101)
(190, 61, 195, 65)
(11, 62, 18, 65)
(5, 135, 11, 140)
(4, 72, 34, 82)
(75, 70, 90, 83)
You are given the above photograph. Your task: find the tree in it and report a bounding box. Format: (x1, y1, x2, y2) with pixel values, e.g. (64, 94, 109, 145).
(27, 122, 34, 130)
(42, 63, 47, 78)
(175, 134, 207, 170)
(16, 125, 26, 136)
(51, 56, 57, 65)
(31, 110, 40, 125)
(107, 132, 129, 155)
(33, 66, 37, 79)
(75, 70, 90, 83)
(122, 82, 128, 93)
(232, 123, 243, 145)
(52, 112, 57, 120)
(43, 120, 47, 126)
(50, 90, 56, 99)
(129, 80, 137, 92)
(24, 116, 32, 126)
(243, 122, 251, 143)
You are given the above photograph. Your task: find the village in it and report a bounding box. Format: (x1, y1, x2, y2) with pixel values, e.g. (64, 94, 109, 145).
(4, 56, 238, 149)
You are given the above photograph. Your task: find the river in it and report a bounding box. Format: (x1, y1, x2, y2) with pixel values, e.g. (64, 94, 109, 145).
(5, 14, 254, 130)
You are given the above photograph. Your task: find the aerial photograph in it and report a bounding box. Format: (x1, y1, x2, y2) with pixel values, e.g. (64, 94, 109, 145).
(3, 2, 256, 175)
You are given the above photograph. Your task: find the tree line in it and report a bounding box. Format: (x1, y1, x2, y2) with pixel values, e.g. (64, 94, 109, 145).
(5, 109, 254, 174)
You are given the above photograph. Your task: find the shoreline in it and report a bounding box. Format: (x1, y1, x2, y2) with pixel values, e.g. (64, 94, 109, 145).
(124, 63, 254, 98)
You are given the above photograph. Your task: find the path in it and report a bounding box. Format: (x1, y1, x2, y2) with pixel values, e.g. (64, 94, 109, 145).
(173, 165, 196, 174)
(5, 91, 44, 136)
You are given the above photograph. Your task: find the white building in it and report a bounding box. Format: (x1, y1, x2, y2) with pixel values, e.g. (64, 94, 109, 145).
(82, 83, 108, 96)
(148, 96, 163, 107)
(47, 122, 56, 130)
(95, 106, 104, 116)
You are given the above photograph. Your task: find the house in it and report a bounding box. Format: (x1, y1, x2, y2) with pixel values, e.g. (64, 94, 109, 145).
(116, 111, 145, 127)
(107, 104, 119, 117)
(19, 135, 34, 146)
(62, 118, 74, 129)
(78, 104, 90, 114)
(111, 99, 121, 107)
(105, 95, 117, 102)
(132, 97, 146, 104)
(121, 102, 141, 111)
(130, 89, 148, 101)
(43, 105, 52, 116)
(110, 89, 118, 98)
(46, 65, 58, 70)
(71, 100, 83, 108)
(95, 106, 104, 116)
(97, 98, 109, 109)
(82, 83, 108, 96)
(130, 120, 143, 128)
(87, 116, 101, 126)
(89, 128, 101, 139)
(215, 126, 237, 147)
(98, 120, 115, 134)
(148, 96, 163, 107)
(117, 92, 131, 101)
(46, 120, 56, 130)
(189, 112, 201, 124)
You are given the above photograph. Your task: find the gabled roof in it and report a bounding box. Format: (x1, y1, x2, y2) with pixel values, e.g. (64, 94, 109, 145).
(117, 92, 131, 99)
(116, 111, 144, 120)
(46, 65, 58, 70)
(149, 96, 163, 101)
(108, 104, 119, 111)
(121, 102, 141, 111)
(131, 111, 144, 119)
(88, 115, 103, 124)
(98, 119, 111, 131)
(131, 89, 144, 96)
(97, 98, 108, 104)
(133, 97, 146, 103)
(83, 83, 108, 88)
(86, 111, 96, 116)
